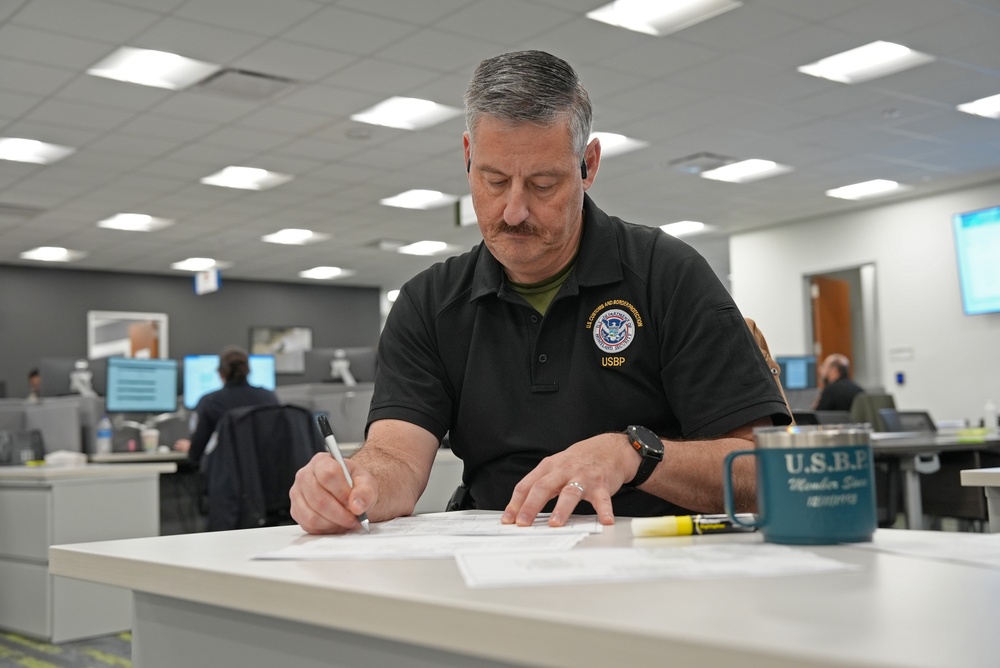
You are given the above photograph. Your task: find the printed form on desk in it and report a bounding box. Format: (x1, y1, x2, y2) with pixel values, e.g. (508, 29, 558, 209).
(255, 514, 601, 560)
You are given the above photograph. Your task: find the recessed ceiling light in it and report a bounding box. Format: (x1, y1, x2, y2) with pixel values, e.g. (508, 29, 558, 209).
(660, 221, 708, 237)
(351, 96, 462, 130)
(397, 240, 451, 256)
(200, 166, 293, 191)
(0, 137, 75, 164)
(262, 228, 330, 245)
(380, 189, 459, 210)
(97, 213, 174, 232)
(700, 159, 792, 183)
(299, 266, 354, 280)
(797, 41, 934, 84)
(19, 246, 87, 262)
(957, 93, 1000, 119)
(386, 289, 400, 303)
(590, 132, 650, 158)
(586, 0, 741, 36)
(171, 257, 232, 272)
(87, 46, 221, 90)
(825, 179, 910, 200)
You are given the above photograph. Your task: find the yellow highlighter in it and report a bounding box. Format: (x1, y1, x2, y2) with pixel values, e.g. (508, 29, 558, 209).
(631, 513, 757, 537)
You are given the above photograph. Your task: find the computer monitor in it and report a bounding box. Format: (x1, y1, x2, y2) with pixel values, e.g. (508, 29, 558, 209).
(105, 357, 178, 413)
(776, 355, 817, 391)
(182, 354, 277, 410)
(37, 357, 82, 397)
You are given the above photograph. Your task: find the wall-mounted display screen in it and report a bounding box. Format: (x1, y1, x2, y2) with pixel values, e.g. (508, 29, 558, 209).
(105, 357, 178, 413)
(954, 205, 1000, 316)
(183, 354, 277, 409)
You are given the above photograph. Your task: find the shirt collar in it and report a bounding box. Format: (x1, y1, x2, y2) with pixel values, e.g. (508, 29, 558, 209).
(469, 193, 622, 301)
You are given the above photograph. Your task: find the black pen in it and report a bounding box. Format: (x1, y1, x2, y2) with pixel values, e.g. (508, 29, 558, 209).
(316, 415, 370, 533)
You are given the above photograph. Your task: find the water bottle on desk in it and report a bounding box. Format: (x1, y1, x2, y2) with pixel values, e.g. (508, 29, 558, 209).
(95, 415, 113, 455)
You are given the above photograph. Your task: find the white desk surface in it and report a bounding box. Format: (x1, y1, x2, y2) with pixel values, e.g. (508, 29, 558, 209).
(0, 462, 176, 481)
(961, 466, 1000, 486)
(50, 518, 1000, 668)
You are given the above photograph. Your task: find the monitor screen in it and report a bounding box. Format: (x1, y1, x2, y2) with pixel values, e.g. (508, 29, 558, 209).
(776, 355, 817, 390)
(953, 205, 1000, 315)
(105, 357, 178, 413)
(183, 354, 277, 409)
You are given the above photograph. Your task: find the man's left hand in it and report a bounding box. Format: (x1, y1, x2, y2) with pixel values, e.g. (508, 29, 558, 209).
(501, 432, 635, 527)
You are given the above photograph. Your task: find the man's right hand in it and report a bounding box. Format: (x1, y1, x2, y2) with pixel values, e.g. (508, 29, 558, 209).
(290, 452, 377, 534)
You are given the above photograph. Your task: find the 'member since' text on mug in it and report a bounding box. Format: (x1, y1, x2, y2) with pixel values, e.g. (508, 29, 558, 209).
(722, 424, 876, 545)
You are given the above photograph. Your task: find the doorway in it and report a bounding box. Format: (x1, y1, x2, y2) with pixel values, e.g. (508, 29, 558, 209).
(804, 264, 881, 391)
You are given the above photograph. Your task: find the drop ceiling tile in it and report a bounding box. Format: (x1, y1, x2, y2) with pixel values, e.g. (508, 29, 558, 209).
(130, 17, 268, 64)
(375, 28, 501, 73)
(435, 0, 573, 43)
(0, 59, 76, 97)
(0, 25, 111, 70)
(174, 0, 322, 36)
(12, 0, 160, 43)
(324, 58, 441, 95)
(28, 98, 136, 132)
(232, 40, 357, 82)
(282, 6, 417, 55)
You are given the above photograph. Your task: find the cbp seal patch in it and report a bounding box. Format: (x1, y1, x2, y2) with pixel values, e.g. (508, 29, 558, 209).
(593, 308, 635, 353)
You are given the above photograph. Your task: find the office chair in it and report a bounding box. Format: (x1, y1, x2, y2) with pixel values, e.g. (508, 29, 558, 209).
(850, 393, 896, 432)
(205, 403, 325, 531)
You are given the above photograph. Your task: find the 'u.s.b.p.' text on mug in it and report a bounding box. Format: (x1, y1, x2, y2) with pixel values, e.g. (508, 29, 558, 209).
(723, 424, 877, 545)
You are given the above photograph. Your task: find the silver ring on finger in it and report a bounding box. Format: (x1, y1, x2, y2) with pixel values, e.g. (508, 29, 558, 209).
(566, 481, 585, 495)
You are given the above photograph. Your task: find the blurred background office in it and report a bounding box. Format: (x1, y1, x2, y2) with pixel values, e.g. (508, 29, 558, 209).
(1, 0, 999, 426)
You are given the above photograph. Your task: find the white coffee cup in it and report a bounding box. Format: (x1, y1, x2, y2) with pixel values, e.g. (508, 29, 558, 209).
(141, 428, 159, 452)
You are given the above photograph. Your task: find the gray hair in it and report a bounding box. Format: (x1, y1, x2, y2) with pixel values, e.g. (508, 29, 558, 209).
(464, 50, 592, 159)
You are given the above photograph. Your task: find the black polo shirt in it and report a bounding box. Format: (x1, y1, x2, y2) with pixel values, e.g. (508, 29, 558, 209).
(370, 194, 789, 516)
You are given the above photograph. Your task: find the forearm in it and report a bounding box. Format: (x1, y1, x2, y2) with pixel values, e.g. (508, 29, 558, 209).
(351, 419, 438, 521)
(636, 418, 769, 513)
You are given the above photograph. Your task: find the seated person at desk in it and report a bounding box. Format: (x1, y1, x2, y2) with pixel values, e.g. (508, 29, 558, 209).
(26, 368, 41, 402)
(812, 353, 864, 412)
(175, 346, 279, 466)
(290, 50, 790, 535)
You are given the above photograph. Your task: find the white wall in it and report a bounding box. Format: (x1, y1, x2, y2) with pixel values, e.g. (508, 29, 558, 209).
(730, 179, 1000, 424)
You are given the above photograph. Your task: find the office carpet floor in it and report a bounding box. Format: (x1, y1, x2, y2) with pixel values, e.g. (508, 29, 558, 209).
(0, 632, 131, 668)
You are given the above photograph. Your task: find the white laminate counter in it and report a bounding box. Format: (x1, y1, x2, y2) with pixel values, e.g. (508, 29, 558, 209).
(50, 516, 1000, 667)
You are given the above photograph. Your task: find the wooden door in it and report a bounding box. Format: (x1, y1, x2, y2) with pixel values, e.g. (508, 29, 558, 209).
(811, 276, 852, 362)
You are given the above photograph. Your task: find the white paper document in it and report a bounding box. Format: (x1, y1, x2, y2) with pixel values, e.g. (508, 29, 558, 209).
(254, 514, 600, 560)
(455, 543, 858, 588)
(855, 532, 1000, 570)
(256, 533, 588, 560)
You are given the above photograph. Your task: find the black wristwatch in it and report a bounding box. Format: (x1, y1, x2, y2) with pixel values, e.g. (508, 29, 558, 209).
(624, 425, 664, 487)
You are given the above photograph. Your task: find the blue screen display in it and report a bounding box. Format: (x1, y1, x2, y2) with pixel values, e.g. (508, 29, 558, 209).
(775, 355, 817, 390)
(954, 205, 1000, 316)
(183, 354, 276, 409)
(105, 357, 178, 413)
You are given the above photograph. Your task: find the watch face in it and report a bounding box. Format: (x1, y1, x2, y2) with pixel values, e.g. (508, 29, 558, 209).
(630, 425, 664, 456)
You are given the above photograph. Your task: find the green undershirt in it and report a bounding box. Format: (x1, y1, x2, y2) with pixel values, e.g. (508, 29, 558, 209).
(509, 259, 576, 315)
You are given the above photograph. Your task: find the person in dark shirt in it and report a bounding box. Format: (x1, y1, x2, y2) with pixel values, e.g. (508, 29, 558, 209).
(290, 50, 788, 535)
(175, 346, 279, 466)
(813, 353, 865, 411)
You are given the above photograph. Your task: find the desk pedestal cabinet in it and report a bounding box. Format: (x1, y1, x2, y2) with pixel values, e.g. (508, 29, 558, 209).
(0, 464, 173, 642)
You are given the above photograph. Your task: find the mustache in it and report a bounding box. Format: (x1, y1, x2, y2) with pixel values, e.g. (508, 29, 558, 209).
(490, 220, 538, 236)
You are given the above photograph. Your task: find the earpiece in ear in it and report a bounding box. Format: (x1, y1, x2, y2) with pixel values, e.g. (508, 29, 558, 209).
(580, 160, 588, 179)
(467, 158, 471, 173)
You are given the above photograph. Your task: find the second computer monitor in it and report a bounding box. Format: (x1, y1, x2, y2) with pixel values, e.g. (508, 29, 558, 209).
(183, 354, 276, 409)
(105, 357, 178, 414)
(776, 355, 817, 391)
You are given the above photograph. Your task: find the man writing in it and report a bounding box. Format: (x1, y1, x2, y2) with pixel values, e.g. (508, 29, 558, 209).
(291, 50, 789, 534)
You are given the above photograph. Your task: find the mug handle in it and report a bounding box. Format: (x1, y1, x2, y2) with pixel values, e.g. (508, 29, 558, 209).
(723, 449, 762, 529)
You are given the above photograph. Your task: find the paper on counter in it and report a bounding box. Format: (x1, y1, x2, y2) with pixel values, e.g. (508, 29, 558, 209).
(256, 533, 587, 560)
(455, 543, 858, 588)
(254, 513, 600, 560)
(854, 531, 1000, 569)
